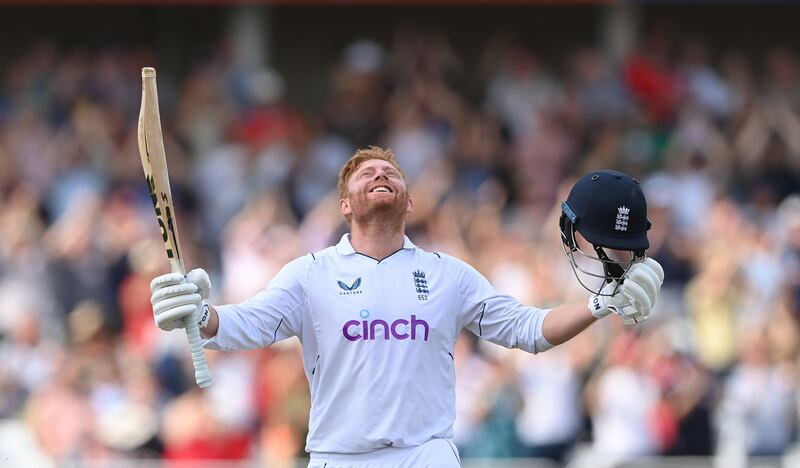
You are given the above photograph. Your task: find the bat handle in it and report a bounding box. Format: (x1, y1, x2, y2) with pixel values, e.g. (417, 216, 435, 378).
(184, 314, 213, 388)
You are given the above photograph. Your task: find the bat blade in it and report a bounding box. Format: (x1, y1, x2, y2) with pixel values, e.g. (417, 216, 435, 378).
(138, 67, 185, 276)
(138, 67, 212, 388)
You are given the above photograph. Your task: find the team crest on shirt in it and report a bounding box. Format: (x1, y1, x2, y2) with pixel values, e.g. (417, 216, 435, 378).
(413, 270, 429, 300)
(338, 277, 363, 295)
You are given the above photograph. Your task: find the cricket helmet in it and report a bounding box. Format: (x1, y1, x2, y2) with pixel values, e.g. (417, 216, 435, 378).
(560, 170, 651, 295)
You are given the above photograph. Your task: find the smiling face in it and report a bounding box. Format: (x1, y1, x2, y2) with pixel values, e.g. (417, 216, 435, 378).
(340, 158, 413, 226)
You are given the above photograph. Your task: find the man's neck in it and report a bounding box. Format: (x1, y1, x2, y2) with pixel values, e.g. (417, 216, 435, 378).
(349, 222, 406, 261)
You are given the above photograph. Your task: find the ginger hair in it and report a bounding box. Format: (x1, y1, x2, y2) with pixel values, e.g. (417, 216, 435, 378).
(337, 146, 406, 200)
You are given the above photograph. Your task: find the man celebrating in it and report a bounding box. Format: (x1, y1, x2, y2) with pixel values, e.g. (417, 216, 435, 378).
(150, 146, 663, 467)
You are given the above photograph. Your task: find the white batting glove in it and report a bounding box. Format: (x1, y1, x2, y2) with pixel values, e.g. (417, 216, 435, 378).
(150, 268, 212, 331)
(186, 269, 212, 329)
(588, 258, 664, 325)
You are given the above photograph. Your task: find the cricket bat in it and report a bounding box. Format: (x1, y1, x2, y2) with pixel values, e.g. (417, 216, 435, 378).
(138, 67, 212, 388)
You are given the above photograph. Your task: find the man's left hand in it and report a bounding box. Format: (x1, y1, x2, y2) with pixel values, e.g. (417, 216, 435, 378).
(617, 258, 664, 325)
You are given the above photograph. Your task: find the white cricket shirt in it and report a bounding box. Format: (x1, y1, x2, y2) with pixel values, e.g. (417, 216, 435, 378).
(204, 234, 553, 454)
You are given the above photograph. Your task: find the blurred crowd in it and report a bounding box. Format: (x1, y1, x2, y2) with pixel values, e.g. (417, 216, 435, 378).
(1, 23, 800, 467)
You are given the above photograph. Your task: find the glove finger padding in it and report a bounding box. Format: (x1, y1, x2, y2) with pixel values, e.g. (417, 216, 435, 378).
(626, 266, 659, 305)
(642, 258, 664, 284)
(186, 268, 211, 300)
(151, 282, 198, 304)
(155, 303, 199, 329)
(636, 260, 663, 290)
(151, 272, 186, 292)
(153, 292, 202, 315)
(637, 264, 662, 293)
(620, 280, 652, 318)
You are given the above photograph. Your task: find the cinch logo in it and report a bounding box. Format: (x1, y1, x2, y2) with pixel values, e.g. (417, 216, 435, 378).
(342, 309, 429, 342)
(338, 277, 363, 295)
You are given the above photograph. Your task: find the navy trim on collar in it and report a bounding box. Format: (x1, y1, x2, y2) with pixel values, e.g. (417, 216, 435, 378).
(335, 233, 416, 258)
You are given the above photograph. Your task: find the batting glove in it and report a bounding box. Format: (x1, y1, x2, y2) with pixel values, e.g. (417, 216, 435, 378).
(588, 258, 664, 325)
(150, 268, 212, 331)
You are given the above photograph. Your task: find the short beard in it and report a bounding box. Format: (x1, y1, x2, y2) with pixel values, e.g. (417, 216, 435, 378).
(350, 192, 408, 231)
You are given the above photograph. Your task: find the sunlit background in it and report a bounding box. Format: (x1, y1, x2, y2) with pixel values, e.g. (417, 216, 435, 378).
(0, 2, 799, 467)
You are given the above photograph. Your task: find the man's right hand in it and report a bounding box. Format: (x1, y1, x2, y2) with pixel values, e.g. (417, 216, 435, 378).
(150, 269, 211, 331)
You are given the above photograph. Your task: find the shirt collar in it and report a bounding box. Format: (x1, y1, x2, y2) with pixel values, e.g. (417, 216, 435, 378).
(335, 233, 417, 256)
